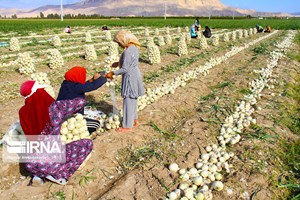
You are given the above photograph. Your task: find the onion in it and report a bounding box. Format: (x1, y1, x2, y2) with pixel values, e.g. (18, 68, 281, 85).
(169, 163, 180, 173)
(211, 181, 224, 191)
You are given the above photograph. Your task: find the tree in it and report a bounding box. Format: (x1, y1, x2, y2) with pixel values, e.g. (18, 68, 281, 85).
(54, 13, 60, 18)
(11, 14, 17, 19)
(40, 12, 45, 18)
(47, 13, 54, 19)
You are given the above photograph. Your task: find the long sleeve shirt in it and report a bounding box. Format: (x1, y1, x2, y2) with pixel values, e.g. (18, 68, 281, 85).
(190, 26, 198, 37)
(57, 77, 107, 113)
(203, 28, 212, 38)
(114, 46, 145, 99)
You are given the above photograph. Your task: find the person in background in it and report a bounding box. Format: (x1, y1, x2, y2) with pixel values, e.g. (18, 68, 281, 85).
(265, 25, 271, 33)
(19, 80, 93, 186)
(102, 25, 108, 31)
(105, 30, 145, 133)
(203, 26, 212, 38)
(65, 26, 71, 34)
(190, 24, 198, 38)
(194, 17, 200, 31)
(57, 66, 107, 133)
(256, 24, 264, 33)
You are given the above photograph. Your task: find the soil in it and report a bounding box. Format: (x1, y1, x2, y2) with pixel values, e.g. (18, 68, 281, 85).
(0, 29, 299, 200)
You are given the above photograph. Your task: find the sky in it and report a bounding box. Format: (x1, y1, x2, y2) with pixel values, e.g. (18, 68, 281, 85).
(221, 0, 300, 13)
(0, 0, 299, 13)
(0, 0, 80, 9)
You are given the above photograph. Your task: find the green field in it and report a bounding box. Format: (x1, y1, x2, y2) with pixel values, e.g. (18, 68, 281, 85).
(0, 18, 299, 35)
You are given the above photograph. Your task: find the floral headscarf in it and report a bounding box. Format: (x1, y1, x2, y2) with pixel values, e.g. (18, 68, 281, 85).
(113, 30, 140, 48)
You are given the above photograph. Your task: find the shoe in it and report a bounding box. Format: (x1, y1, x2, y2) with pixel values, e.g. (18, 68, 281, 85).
(134, 120, 139, 127)
(46, 175, 67, 185)
(116, 127, 132, 132)
(29, 176, 44, 187)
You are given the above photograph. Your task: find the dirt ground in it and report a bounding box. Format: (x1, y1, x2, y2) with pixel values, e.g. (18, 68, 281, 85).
(0, 29, 299, 200)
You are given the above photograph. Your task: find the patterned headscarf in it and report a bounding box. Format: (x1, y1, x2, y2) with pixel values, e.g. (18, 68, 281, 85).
(113, 30, 140, 48)
(65, 66, 87, 84)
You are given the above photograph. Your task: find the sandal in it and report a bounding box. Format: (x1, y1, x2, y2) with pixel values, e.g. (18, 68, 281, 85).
(116, 127, 132, 132)
(46, 175, 67, 185)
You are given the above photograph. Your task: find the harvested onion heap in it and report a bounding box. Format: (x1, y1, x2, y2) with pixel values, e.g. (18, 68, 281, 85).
(85, 32, 92, 42)
(211, 35, 219, 46)
(146, 37, 155, 48)
(98, 113, 121, 133)
(9, 37, 20, 51)
(103, 54, 119, 68)
(165, 34, 172, 45)
(185, 32, 191, 44)
(177, 27, 182, 34)
(154, 28, 159, 36)
(84, 44, 97, 61)
(243, 29, 249, 37)
(177, 34, 188, 56)
(253, 27, 257, 34)
(137, 70, 199, 111)
(157, 36, 165, 46)
(144, 28, 149, 37)
(147, 43, 161, 64)
(276, 30, 296, 50)
(237, 30, 243, 39)
(165, 27, 170, 34)
(167, 144, 234, 200)
(48, 49, 64, 69)
(31, 72, 55, 98)
(222, 32, 230, 42)
(16, 52, 35, 75)
(60, 114, 90, 144)
(52, 35, 62, 47)
(108, 41, 119, 56)
(230, 31, 236, 41)
(185, 26, 189, 32)
(102, 54, 120, 88)
(199, 37, 208, 49)
(249, 28, 253, 35)
(105, 31, 112, 41)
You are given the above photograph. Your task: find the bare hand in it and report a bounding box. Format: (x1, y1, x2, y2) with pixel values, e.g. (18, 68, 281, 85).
(105, 71, 114, 79)
(93, 73, 100, 80)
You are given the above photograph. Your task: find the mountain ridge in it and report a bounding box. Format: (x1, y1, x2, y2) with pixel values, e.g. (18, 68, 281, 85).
(0, 0, 293, 18)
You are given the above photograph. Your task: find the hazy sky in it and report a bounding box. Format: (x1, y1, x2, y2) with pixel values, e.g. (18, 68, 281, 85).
(221, 0, 300, 13)
(0, 0, 299, 13)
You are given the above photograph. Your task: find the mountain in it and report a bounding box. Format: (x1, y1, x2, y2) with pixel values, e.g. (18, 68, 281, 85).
(291, 12, 300, 16)
(0, 0, 293, 18)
